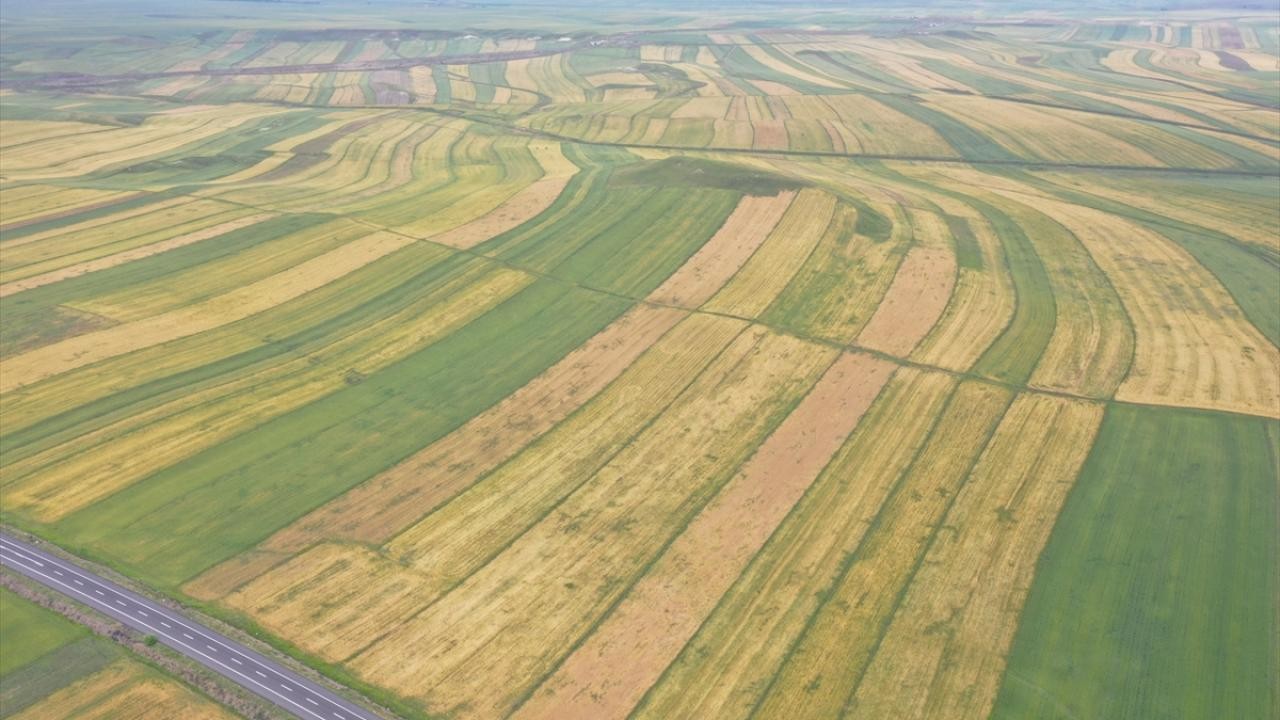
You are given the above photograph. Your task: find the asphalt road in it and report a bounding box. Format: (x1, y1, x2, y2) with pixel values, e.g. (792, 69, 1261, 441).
(0, 533, 383, 720)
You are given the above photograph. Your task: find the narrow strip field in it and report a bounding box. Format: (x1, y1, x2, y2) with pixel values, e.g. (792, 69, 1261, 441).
(1, 9, 1276, 720)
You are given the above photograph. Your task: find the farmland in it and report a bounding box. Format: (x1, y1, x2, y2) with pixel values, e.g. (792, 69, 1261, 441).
(0, 1, 1276, 719)
(0, 588, 236, 719)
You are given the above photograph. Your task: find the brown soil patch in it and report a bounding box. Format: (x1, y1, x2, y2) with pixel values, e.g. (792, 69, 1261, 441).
(513, 351, 896, 720)
(752, 120, 789, 150)
(857, 246, 956, 357)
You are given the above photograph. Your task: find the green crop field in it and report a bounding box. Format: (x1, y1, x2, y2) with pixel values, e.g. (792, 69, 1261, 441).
(0, 1, 1276, 719)
(0, 588, 236, 718)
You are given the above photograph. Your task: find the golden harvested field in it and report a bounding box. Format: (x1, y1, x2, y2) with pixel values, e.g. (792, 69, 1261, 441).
(0, 4, 1276, 720)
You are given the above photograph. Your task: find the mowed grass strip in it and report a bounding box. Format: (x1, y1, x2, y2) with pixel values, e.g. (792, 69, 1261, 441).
(991, 406, 1278, 720)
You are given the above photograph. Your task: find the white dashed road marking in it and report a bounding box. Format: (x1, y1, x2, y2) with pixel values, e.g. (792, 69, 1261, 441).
(0, 535, 377, 720)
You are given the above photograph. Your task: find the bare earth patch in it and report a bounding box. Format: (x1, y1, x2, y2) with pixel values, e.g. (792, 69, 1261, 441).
(857, 246, 957, 357)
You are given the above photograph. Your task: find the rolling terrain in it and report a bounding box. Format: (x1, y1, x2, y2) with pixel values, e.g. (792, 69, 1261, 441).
(1, 2, 1277, 719)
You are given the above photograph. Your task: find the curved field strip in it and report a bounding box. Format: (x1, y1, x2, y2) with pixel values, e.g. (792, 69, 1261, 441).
(908, 198, 1016, 373)
(217, 312, 738, 661)
(648, 190, 796, 308)
(1, 262, 532, 523)
(50, 278, 632, 588)
(240, 115, 433, 212)
(0, 229, 419, 393)
(375, 133, 553, 237)
(352, 329, 836, 718)
(1026, 173, 1280, 347)
(424, 175, 571, 248)
(847, 394, 1104, 720)
(961, 196, 1058, 388)
(0, 105, 289, 182)
(703, 188, 837, 317)
(1013, 204, 1136, 399)
(184, 303, 687, 599)
(926, 173, 1135, 397)
(855, 242, 956, 357)
(207, 111, 421, 209)
(0, 200, 254, 286)
(513, 352, 896, 720)
(750, 381, 1011, 720)
(632, 367, 955, 720)
(1013, 194, 1279, 416)
(923, 95, 1168, 167)
(1039, 171, 1280, 258)
(0, 212, 276, 298)
(759, 199, 905, 342)
(415, 139, 578, 246)
(0, 185, 133, 230)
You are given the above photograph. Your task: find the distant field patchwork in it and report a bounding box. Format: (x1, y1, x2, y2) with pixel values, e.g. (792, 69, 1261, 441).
(0, 5, 1277, 720)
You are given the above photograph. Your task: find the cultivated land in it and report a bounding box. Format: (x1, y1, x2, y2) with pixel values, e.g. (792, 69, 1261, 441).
(0, 1, 1277, 719)
(0, 584, 237, 719)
